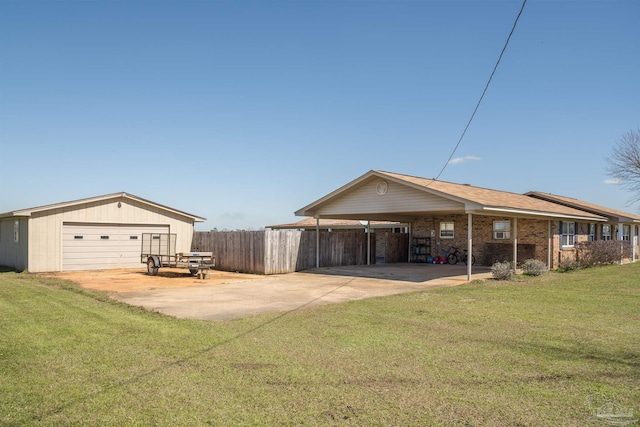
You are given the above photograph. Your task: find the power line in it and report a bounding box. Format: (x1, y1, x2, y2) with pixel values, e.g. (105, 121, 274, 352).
(431, 0, 527, 182)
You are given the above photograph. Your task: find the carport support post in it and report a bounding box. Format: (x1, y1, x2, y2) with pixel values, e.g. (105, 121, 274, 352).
(632, 224, 637, 262)
(467, 213, 472, 281)
(547, 220, 552, 270)
(315, 216, 320, 268)
(513, 217, 518, 273)
(619, 222, 624, 265)
(408, 222, 412, 262)
(367, 220, 371, 265)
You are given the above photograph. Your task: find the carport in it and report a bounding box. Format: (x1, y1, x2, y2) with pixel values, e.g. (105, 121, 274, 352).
(295, 170, 606, 279)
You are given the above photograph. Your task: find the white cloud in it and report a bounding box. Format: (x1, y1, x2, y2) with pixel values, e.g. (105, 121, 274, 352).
(448, 155, 481, 165)
(604, 178, 621, 185)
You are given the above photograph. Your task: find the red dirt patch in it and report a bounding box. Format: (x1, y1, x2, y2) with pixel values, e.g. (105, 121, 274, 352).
(42, 268, 261, 293)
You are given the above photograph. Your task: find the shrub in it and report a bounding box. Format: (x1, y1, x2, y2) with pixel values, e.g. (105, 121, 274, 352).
(521, 259, 547, 276)
(575, 241, 626, 267)
(558, 258, 581, 272)
(491, 261, 513, 280)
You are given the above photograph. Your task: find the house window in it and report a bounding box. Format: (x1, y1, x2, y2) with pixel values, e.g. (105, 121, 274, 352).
(622, 225, 631, 241)
(13, 221, 19, 243)
(560, 221, 576, 247)
(440, 222, 454, 239)
(588, 223, 596, 241)
(493, 221, 511, 239)
(602, 225, 612, 241)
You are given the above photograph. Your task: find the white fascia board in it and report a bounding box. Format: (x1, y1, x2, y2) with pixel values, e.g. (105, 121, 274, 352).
(479, 207, 607, 221)
(2, 192, 206, 222)
(0, 212, 28, 219)
(122, 193, 206, 222)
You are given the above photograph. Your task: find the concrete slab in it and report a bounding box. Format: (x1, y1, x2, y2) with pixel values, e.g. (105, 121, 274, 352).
(111, 264, 492, 320)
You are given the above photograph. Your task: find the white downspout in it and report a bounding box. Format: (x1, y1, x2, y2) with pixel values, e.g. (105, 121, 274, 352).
(408, 222, 412, 263)
(513, 217, 518, 273)
(618, 222, 624, 265)
(367, 220, 371, 265)
(633, 224, 637, 262)
(467, 213, 472, 281)
(547, 220, 552, 270)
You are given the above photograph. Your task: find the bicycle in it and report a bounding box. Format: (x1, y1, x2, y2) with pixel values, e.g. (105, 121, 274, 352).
(445, 246, 476, 265)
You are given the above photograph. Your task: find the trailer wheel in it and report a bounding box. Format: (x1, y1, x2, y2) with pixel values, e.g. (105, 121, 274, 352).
(147, 258, 159, 276)
(189, 268, 198, 276)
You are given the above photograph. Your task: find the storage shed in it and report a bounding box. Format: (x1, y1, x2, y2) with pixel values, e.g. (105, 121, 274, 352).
(0, 193, 205, 272)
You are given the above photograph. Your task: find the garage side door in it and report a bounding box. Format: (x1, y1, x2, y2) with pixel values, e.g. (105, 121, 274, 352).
(63, 224, 170, 271)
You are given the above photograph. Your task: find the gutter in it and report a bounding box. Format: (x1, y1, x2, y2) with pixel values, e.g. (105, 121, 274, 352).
(479, 207, 606, 221)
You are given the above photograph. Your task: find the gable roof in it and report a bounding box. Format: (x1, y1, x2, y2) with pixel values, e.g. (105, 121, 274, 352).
(525, 191, 640, 223)
(267, 217, 406, 230)
(296, 170, 606, 221)
(0, 192, 206, 222)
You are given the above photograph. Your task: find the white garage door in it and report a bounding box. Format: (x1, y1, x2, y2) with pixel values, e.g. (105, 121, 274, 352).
(63, 224, 170, 271)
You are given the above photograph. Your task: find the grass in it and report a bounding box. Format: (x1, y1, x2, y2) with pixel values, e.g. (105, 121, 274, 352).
(1, 264, 639, 426)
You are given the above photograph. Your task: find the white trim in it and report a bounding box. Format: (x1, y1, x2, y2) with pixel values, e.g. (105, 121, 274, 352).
(467, 213, 472, 281)
(560, 221, 576, 247)
(632, 224, 637, 262)
(619, 222, 624, 265)
(315, 217, 320, 268)
(367, 220, 371, 265)
(2, 192, 206, 222)
(547, 220, 552, 270)
(439, 221, 455, 239)
(480, 207, 605, 221)
(513, 217, 518, 271)
(493, 220, 511, 240)
(408, 222, 412, 262)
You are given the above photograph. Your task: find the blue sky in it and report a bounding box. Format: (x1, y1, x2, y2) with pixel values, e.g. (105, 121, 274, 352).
(1, 0, 639, 230)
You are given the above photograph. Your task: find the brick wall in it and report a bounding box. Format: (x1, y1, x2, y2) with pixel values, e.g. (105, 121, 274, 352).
(411, 215, 552, 267)
(410, 216, 639, 269)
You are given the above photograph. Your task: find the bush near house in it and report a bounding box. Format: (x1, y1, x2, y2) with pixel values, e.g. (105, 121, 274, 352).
(520, 259, 547, 276)
(558, 258, 581, 272)
(575, 240, 630, 267)
(491, 261, 513, 280)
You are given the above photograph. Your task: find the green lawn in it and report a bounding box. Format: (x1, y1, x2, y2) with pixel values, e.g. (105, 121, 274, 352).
(1, 264, 639, 426)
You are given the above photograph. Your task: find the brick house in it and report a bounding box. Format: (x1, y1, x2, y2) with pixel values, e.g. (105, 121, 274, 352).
(295, 170, 640, 276)
(526, 191, 640, 266)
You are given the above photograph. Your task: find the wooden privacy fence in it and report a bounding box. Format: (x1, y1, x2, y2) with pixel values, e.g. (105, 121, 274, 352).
(192, 230, 408, 275)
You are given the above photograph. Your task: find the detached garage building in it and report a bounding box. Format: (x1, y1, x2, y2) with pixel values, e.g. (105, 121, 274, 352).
(0, 193, 205, 273)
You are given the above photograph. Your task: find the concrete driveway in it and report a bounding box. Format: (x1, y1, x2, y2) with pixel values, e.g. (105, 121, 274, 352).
(110, 264, 492, 320)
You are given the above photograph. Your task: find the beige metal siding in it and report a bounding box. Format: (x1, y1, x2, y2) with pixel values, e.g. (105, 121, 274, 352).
(62, 224, 169, 271)
(0, 218, 29, 271)
(27, 197, 195, 272)
(316, 179, 464, 216)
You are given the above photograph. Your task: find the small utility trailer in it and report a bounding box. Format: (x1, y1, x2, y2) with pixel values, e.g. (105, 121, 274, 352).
(141, 233, 215, 279)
